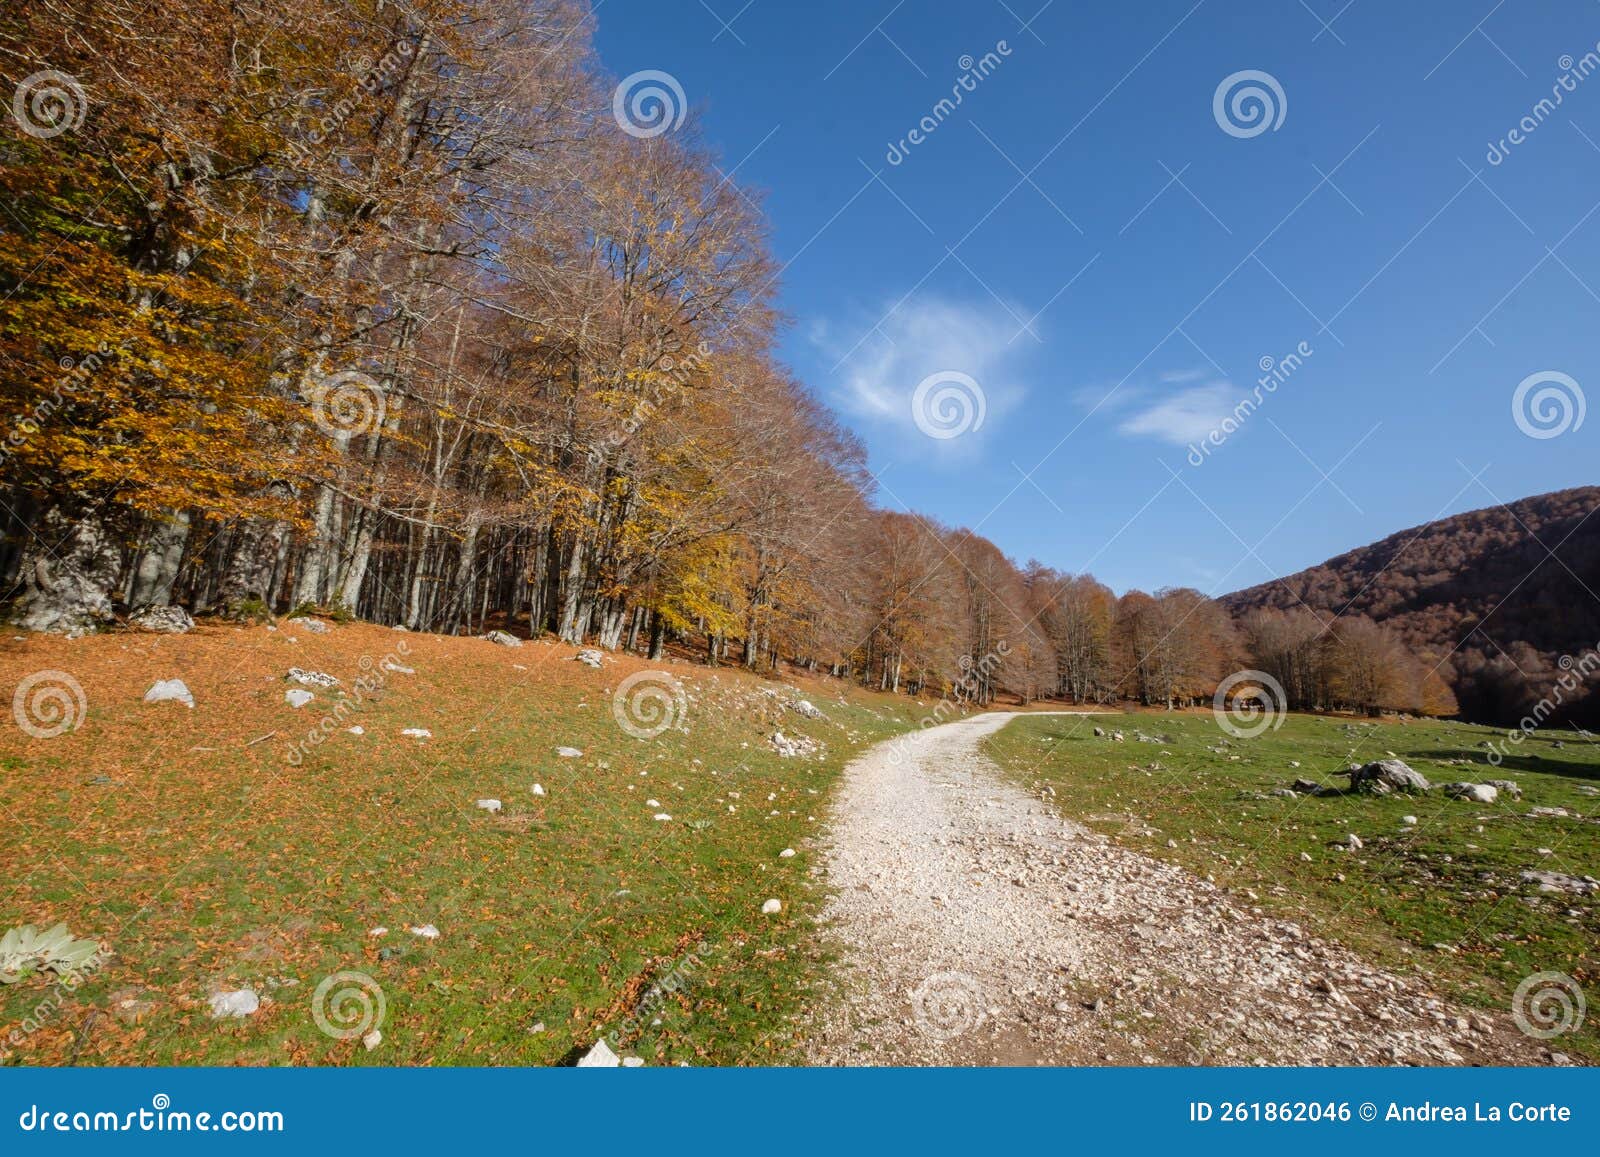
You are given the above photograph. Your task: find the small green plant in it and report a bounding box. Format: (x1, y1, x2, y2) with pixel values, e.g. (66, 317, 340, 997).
(0, 923, 102, 983)
(326, 597, 355, 624)
(232, 596, 273, 624)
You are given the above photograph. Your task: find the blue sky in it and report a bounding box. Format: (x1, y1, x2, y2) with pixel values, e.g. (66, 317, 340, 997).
(594, 0, 1597, 594)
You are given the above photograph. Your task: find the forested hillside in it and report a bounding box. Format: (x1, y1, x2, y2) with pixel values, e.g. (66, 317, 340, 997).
(1223, 487, 1600, 725)
(0, 2, 1480, 718)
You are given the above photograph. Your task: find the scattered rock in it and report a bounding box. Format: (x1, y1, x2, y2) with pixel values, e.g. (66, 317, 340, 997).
(208, 989, 260, 1018)
(368, 927, 388, 937)
(555, 746, 583, 758)
(1093, 727, 1105, 737)
(1442, 782, 1498, 804)
(1529, 806, 1572, 818)
(577, 1039, 621, 1067)
(285, 617, 330, 634)
(402, 728, 432, 739)
(770, 731, 819, 758)
(1484, 779, 1522, 799)
(621, 1056, 645, 1068)
(792, 699, 826, 720)
(1337, 833, 1363, 851)
(1344, 759, 1430, 795)
(286, 667, 339, 688)
(1520, 870, 1598, 895)
(531, 783, 546, 797)
(409, 924, 441, 938)
(128, 605, 194, 634)
(483, 630, 522, 647)
(779, 848, 796, 858)
(1402, 815, 1418, 826)
(107, 987, 157, 1025)
(362, 1029, 382, 1051)
(761, 898, 782, 914)
(574, 648, 604, 668)
(284, 689, 314, 709)
(653, 813, 672, 821)
(144, 678, 194, 708)
(476, 799, 502, 814)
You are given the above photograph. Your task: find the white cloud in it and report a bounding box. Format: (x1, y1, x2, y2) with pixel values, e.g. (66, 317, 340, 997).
(817, 296, 1029, 444)
(1118, 381, 1238, 446)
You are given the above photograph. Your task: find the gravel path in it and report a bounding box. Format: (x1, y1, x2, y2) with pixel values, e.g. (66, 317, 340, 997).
(804, 712, 1557, 1067)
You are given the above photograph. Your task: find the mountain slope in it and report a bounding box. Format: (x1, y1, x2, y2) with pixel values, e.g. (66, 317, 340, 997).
(1221, 486, 1600, 724)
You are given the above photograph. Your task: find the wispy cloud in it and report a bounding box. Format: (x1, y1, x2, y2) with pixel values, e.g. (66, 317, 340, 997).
(1118, 380, 1237, 446)
(816, 296, 1029, 446)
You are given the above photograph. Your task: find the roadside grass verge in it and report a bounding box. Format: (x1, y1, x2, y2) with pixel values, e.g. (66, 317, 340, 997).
(983, 710, 1600, 1062)
(0, 623, 916, 1065)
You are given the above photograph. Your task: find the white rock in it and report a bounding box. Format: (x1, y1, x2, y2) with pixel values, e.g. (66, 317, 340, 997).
(646, 799, 661, 808)
(556, 746, 583, 758)
(483, 630, 522, 647)
(779, 848, 795, 858)
(621, 1056, 645, 1067)
(476, 799, 502, 814)
(369, 927, 388, 937)
(577, 1039, 621, 1067)
(361, 1029, 382, 1050)
(286, 667, 339, 688)
(129, 604, 194, 634)
(208, 989, 260, 1018)
(409, 924, 441, 939)
(654, 813, 672, 821)
(531, 783, 546, 797)
(761, 898, 782, 914)
(284, 689, 315, 708)
(144, 678, 194, 708)
(401, 728, 432, 739)
(347, 725, 365, 735)
(1402, 815, 1418, 825)
(285, 617, 330, 634)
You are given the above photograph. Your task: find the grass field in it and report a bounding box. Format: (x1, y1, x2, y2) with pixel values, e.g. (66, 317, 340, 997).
(983, 710, 1600, 1061)
(0, 623, 918, 1066)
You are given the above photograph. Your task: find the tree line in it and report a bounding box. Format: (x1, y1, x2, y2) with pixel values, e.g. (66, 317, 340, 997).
(0, 0, 1453, 718)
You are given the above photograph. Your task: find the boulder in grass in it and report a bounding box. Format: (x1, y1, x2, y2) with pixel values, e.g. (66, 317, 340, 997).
(144, 678, 195, 708)
(208, 989, 260, 1019)
(1343, 759, 1430, 795)
(284, 688, 314, 708)
(285, 617, 330, 634)
(1442, 782, 1498, 804)
(574, 649, 604, 668)
(1484, 779, 1522, 799)
(128, 605, 194, 634)
(577, 1039, 621, 1067)
(484, 630, 522, 647)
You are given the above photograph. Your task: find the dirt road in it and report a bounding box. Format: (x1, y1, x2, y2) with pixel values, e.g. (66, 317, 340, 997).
(804, 712, 1557, 1066)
